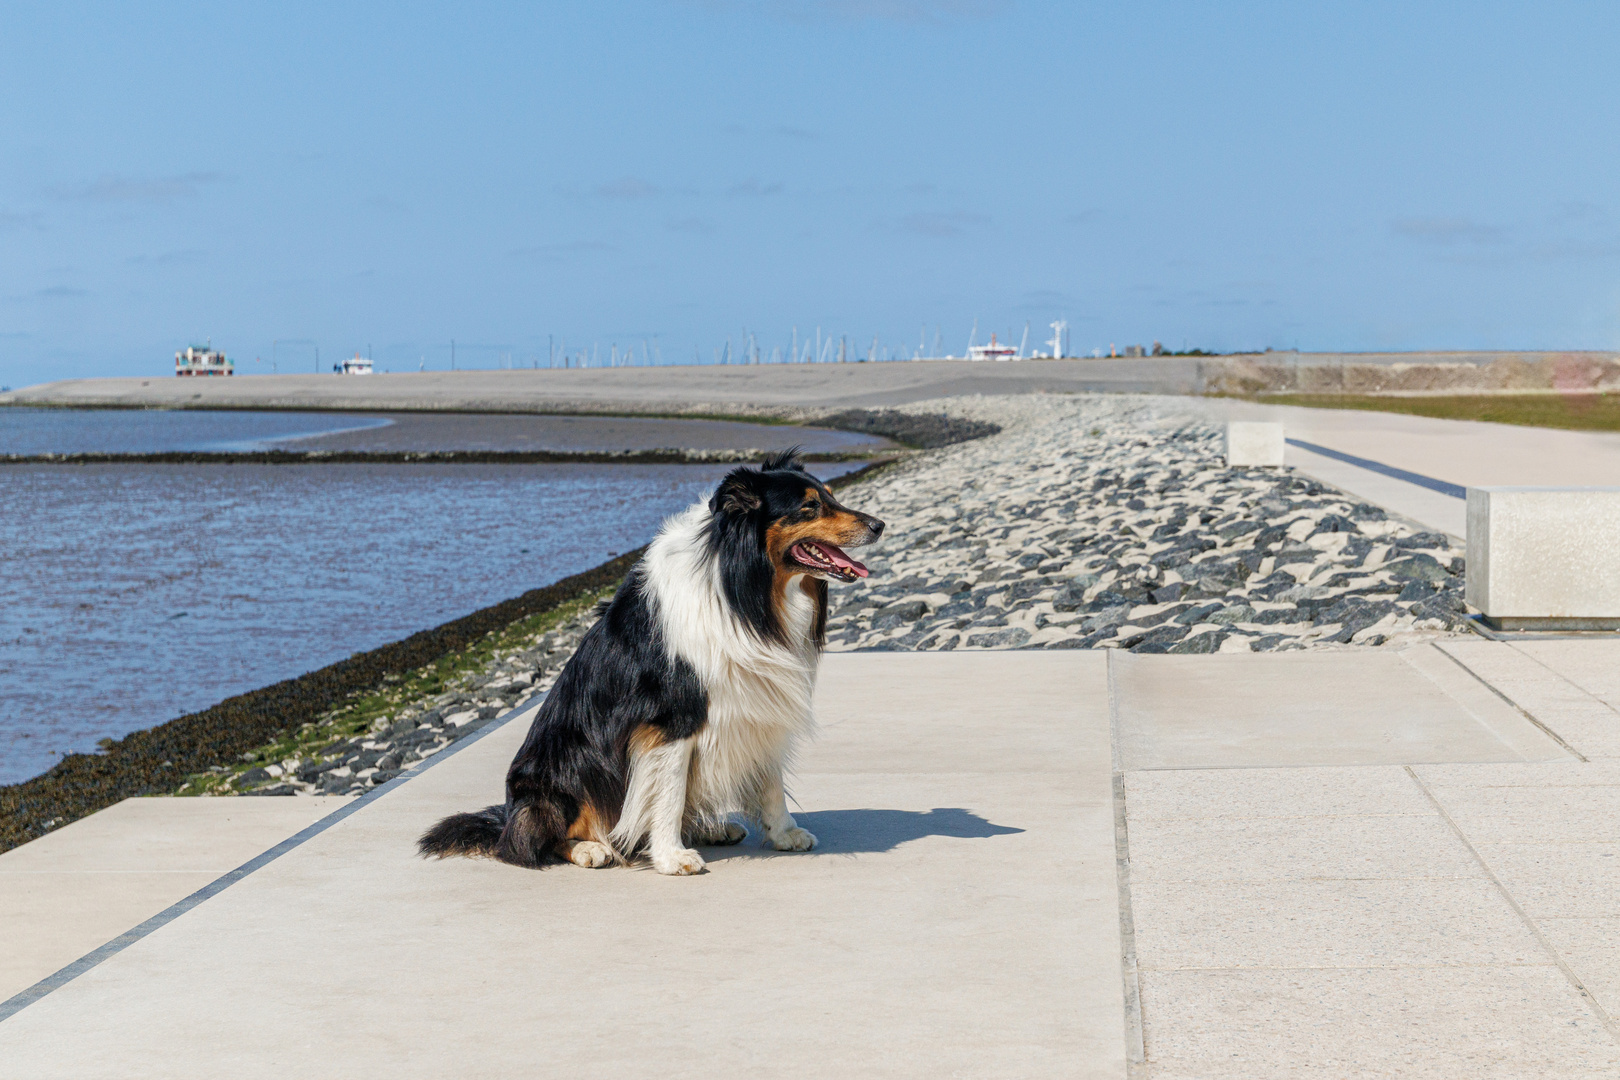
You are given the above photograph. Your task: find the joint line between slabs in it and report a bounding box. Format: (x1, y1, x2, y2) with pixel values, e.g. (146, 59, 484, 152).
(0, 695, 544, 1026)
(1402, 764, 1620, 1042)
(1108, 650, 1149, 1078)
(1432, 643, 1588, 762)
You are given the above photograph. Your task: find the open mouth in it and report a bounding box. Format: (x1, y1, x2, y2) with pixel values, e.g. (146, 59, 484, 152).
(788, 540, 869, 582)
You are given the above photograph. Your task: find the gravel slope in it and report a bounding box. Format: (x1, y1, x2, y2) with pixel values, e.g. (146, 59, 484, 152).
(227, 394, 1474, 797)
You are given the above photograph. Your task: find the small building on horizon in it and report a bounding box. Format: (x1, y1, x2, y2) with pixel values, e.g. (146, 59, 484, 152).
(175, 345, 232, 376)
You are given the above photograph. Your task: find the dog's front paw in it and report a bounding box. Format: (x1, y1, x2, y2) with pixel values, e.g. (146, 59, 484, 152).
(652, 848, 706, 876)
(766, 827, 818, 852)
(694, 821, 747, 847)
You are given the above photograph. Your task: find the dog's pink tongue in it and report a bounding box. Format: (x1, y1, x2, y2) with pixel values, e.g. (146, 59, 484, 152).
(819, 542, 869, 579)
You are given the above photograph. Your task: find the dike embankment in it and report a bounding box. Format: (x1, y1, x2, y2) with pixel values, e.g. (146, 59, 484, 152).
(5, 352, 1617, 417)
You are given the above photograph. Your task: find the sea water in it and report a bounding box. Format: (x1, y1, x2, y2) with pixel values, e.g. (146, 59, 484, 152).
(0, 457, 861, 785)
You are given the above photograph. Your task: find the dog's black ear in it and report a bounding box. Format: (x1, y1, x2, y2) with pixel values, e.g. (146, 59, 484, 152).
(761, 446, 804, 473)
(711, 469, 762, 515)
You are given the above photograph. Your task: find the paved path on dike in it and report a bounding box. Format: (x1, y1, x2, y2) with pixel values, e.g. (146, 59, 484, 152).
(4, 643, 1619, 1076)
(1184, 398, 1620, 539)
(4, 392, 1619, 1074)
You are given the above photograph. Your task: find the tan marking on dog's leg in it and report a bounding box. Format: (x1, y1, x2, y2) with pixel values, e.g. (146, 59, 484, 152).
(628, 723, 665, 757)
(566, 801, 609, 842)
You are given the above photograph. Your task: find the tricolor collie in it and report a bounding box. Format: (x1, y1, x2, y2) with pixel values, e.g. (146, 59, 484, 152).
(418, 450, 884, 875)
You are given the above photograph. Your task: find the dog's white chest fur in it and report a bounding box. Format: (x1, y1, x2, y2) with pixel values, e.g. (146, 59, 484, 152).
(639, 503, 819, 818)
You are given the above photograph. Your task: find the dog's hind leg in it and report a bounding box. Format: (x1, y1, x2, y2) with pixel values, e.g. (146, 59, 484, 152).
(554, 839, 614, 868)
(750, 769, 818, 852)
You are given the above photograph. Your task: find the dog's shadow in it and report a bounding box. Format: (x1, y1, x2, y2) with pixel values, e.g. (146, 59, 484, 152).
(701, 806, 1024, 860)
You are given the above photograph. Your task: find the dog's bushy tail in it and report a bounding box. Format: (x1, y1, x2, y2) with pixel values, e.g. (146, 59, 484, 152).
(418, 805, 507, 859)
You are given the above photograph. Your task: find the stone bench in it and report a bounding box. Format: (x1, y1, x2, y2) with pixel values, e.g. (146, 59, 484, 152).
(1465, 486, 1620, 630)
(1225, 421, 1285, 467)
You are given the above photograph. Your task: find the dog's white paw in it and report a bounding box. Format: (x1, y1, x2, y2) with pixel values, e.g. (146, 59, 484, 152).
(565, 840, 613, 868)
(766, 827, 818, 852)
(695, 821, 748, 846)
(652, 848, 706, 876)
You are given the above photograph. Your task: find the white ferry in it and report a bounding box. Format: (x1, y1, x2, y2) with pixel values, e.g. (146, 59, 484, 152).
(335, 353, 374, 375)
(175, 345, 232, 377)
(967, 334, 1018, 362)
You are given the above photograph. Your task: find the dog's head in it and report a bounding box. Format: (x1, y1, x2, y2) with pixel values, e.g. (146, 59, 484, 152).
(709, 448, 886, 585)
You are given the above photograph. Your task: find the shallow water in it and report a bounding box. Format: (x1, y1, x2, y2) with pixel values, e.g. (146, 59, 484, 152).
(0, 461, 854, 784)
(0, 408, 393, 454)
(0, 408, 890, 456)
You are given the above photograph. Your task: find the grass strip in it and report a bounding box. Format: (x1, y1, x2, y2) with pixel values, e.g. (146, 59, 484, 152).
(1249, 392, 1620, 434)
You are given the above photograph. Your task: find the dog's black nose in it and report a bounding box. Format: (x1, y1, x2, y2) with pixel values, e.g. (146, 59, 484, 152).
(867, 516, 885, 538)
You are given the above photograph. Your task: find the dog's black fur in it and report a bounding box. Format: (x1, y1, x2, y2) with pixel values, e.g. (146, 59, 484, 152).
(417, 449, 881, 868)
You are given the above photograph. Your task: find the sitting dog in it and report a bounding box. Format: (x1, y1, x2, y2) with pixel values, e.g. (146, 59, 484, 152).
(418, 449, 884, 875)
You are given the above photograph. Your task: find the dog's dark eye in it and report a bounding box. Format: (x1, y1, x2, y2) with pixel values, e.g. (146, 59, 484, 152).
(800, 501, 821, 518)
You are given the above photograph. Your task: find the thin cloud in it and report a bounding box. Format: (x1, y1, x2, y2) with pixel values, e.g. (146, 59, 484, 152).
(364, 195, 410, 213)
(727, 178, 784, 197)
(666, 217, 718, 235)
(1016, 289, 1074, 309)
(773, 125, 819, 140)
(897, 210, 989, 237)
(1390, 216, 1505, 246)
(508, 240, 617, 258)
(0, 210, 43, 230)
(1395, 206, 1620, 264)
(47, 172, 228, 204)
(36, 286, 88, 299)
(593, 177, 659, 199)
(128, 249, 209, 267)
(762, 0, 1009, 22)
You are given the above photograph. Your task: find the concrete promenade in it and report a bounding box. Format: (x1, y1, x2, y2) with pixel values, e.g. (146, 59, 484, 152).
(1185, 398, 1620, 540)
(4, 392, 1620, 1074)
(5, 643, 1619, 1076)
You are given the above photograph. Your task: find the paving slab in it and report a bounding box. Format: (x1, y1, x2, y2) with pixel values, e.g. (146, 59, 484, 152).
(1123, 762, 1620, 1076)
(1540, 919, 1620, 1019)
(0, 796, 340, 1003)
(0, 652, 1125, 1079)
(1514, 639, 1620, 715)
(1437, 640, 1620, 759)
(1113, 645, 1569, 770)
(1138, 965, 1620, 1080)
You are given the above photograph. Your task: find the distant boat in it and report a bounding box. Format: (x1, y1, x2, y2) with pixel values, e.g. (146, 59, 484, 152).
(335, 353, 374, 375)
(175, 345, 232, 377)
(967, 334, 1018, 362)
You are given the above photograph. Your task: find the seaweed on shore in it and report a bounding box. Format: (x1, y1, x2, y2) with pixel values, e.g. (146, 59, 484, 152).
(0, 549, 645, 855)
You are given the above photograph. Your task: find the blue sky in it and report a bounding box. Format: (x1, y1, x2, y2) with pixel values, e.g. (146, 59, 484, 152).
(3, 0, 1619, 386)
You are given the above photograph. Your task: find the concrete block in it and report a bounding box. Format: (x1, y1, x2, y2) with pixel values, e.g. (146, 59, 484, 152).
(1224, 421, 1284, 467)
(1466, 486, 1620, 629)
